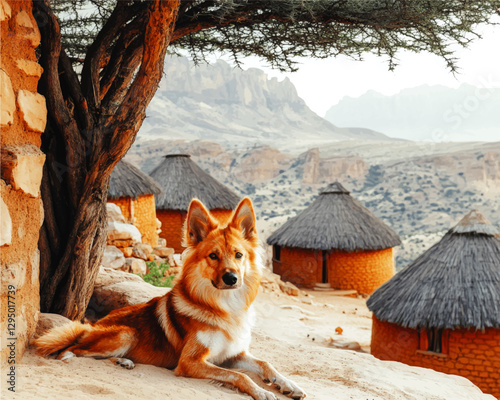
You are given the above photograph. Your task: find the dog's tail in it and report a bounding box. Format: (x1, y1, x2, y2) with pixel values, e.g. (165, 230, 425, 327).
(32, 322, 91, 357)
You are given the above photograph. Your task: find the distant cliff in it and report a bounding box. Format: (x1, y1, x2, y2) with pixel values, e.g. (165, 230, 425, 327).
(139, 56, 393, 148)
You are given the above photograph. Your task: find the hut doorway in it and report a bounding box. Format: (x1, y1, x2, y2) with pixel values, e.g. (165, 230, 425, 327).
(322, 251, 328, 283)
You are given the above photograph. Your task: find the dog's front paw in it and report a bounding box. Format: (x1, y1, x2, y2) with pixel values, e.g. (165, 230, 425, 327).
(111, 357, 135, 369)
(253, 387, 277, 400)
(273, 376, 306, 399)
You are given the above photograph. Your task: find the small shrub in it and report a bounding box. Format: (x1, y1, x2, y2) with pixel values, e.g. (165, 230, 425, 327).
(140, 261, 175, 288)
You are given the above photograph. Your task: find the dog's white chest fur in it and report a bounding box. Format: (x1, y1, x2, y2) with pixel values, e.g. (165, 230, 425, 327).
(196, 306, 254, 365)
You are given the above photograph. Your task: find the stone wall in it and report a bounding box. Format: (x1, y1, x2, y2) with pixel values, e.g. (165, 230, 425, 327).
(371, 316, 500, 398)
(1, 0, 46, 365)
(108, 195, 159, 247)
(272, 246, 394, 293)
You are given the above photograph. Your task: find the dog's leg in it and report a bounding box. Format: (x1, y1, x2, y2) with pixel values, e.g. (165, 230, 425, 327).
(175, 341, 277, 400)
(222, 352, 306, 400)
(56, 326, 136, 368)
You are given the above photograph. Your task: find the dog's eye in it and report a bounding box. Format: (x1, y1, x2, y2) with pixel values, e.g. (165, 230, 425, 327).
(209, 253, 218, 260)
(235, 252, 243, 259)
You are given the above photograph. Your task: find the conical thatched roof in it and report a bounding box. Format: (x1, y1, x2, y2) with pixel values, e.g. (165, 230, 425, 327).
(367, 210, 500, 330)
(149, 154, 240, 211)
(267, 182, 401, 251)
(108, 160, 162, 200)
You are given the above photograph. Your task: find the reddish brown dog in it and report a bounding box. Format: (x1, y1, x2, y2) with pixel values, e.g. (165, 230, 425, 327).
(33, 198, 306, 400)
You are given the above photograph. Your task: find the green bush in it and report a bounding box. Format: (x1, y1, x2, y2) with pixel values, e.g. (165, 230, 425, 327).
(140, 261, 175, 288)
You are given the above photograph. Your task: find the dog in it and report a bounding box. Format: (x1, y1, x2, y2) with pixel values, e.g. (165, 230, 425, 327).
(33, 197, 306, 400)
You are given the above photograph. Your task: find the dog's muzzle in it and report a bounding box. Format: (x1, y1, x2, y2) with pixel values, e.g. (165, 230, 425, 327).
(222, 272, 238, 286)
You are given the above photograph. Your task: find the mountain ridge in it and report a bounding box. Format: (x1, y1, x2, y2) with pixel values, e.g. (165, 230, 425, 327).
(138, 56, 395, 150)
(325, 84, 500, 142)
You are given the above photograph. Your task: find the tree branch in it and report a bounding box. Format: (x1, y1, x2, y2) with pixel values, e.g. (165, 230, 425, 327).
(33, 0, 85, 209)
(80, 2, 140, 113)
(101, 0, 181, 165)
(100, 36, 143, 114)
(99, 13, 147, 100)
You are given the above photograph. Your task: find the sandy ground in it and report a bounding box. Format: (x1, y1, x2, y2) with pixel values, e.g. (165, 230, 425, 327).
(1, 291, 494, 400)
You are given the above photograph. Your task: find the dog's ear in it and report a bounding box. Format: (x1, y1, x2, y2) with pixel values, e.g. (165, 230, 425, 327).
(186, 199, 216, 246)
(230, 197, 257, 241)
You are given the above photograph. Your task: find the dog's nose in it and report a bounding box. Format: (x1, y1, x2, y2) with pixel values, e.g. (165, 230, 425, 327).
(222, 272, 238, 286)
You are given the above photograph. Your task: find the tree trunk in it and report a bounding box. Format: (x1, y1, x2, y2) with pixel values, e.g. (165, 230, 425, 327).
(34, 0, 180, 320)
(38, 121, 110, 320)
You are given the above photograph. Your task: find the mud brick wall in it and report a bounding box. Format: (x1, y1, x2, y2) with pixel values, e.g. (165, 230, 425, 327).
(272, 246, 394, 293)
(272, 247, 320, 287)
(1, 0, 46, 365)
(108, 194, 159, 247)
(371, 316, 500, 398)
(157, 209, 233, 253)
(328, 248, 394, 294)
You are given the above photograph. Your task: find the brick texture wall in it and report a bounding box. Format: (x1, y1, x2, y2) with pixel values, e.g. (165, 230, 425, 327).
(157, 209, 234, 253)
(108, 195, 159, 247)
(272, 246, 394, 293)
(371, 316, 500, 398)
(272, 247, 320, 287)
(1, 0, 46, 365)
(328, 248, 394, 294)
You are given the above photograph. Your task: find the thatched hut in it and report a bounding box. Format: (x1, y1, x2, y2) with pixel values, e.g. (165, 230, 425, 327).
(108, 160, 162, 247)
(367, 210, 500, 398)
(149, 154, 240, 253)
(267, 182, 401, 293)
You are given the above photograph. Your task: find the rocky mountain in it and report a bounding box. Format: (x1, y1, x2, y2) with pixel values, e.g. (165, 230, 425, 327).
(324, 84, 500, 142)
(126, 138, 500, 270)
(139, 56, 394, 150)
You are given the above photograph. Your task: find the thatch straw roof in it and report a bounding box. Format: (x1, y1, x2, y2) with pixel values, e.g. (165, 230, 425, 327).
(108, 160, 162, 200)
(367, 210, 500, 330)
(149, 154, 240, 211)
(267, 182, 401, 251)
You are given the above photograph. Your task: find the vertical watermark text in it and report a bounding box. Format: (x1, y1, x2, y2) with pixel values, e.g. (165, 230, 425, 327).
(6, 285, 17, 393)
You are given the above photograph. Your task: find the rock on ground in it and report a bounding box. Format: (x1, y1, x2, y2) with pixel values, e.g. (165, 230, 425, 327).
(106, 203, 126, 223)
(102, 245, 126, 270)
(33, 313, 72, 339)
(87, 266, 169, 319)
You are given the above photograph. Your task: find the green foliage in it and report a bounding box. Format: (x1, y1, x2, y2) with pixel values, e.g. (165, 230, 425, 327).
(51, 0, 500, 72)
(140, 261, 175, 288)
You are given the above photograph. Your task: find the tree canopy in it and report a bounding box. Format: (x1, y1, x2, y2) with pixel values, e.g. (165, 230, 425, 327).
(54, 0, 500, 72)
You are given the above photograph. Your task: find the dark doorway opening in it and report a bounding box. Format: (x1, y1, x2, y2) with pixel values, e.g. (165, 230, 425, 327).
(322, 251, 328, 283)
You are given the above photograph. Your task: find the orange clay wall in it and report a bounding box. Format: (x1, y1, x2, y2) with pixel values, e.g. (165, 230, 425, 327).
(328, 248, 394, 294)
(157, 209, 233, 253)
(272, 247, 320, 287)
(157, 210, 185, 253)
(1, 0, 46, 365)
(272, 247, 394, 293)
(108, 194, 158, 247)
(371, 316, 500, 398)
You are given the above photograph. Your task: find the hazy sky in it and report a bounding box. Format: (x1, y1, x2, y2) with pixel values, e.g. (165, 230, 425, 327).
(238, 20, 500, 117)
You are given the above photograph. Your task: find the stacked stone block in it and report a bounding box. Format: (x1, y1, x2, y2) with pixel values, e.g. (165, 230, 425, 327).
(371, 316, 500, 398)
(1, 0, 46, 365)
